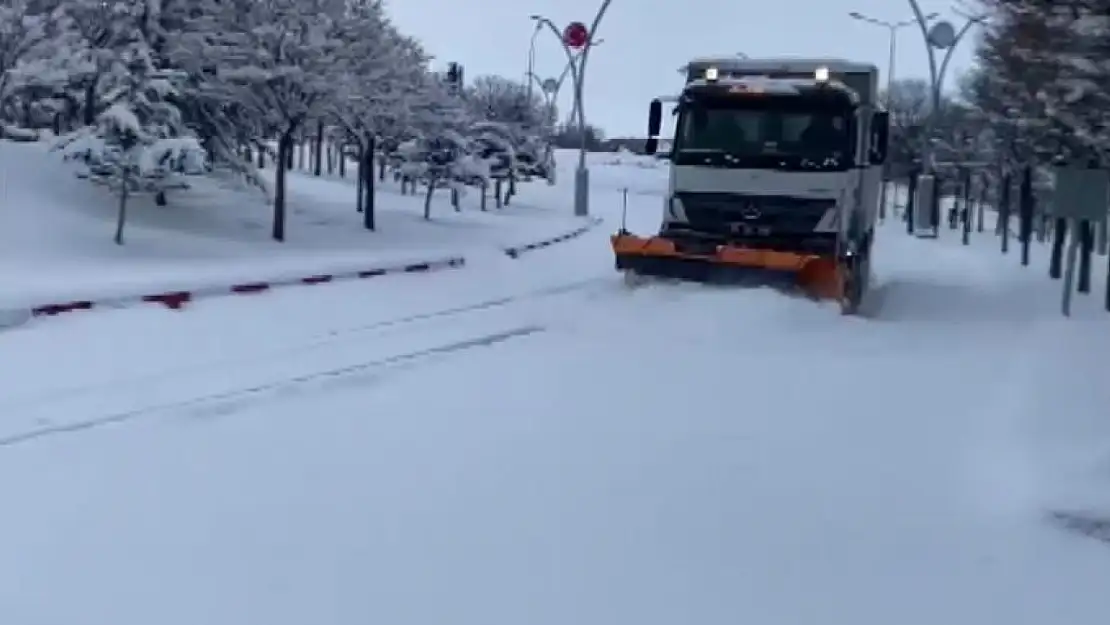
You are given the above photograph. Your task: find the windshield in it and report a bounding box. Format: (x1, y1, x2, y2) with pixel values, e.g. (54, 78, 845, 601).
(673, 97, 853, 170)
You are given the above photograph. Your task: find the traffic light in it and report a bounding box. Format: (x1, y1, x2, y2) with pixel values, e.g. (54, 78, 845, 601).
(446, 62, 464, 93)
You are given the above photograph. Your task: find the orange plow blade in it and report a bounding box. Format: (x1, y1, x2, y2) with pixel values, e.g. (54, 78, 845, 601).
(611, 233, 844, 301)
(795, 256, 843, 300)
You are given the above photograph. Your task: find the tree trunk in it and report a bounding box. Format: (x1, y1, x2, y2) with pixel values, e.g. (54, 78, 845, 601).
(273, 126, 298, 241)
(338, 147, 346, 177)
(314, 121, 324, 176)
(83, 82, 97, 125)
(355, 142, 364, 212)
(115, 169, 130, 245)
(363, 134, 376, 230)
(424, 175, 436, 219)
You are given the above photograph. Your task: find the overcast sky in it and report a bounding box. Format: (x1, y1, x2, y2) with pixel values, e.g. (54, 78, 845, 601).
(387, 0, 980, 137)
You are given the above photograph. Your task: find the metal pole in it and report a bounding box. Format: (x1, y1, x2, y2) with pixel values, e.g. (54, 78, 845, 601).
(847, 12, 933, 97)
(880, 25, 895, 220)
(532, 1, 613, 218)
(572, 0, 614, 217)
(1063, 219, 1079, 316)
(848, 11, 936, 222)
(526, 22, 541, 103)
(906, 2, 943, 233)
(906, 2, 982, 234)
(886, 25, 896, 101)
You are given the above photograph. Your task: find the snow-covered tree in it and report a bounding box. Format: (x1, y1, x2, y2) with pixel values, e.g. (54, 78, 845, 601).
(469, 121, 517, 206)
(3, 0, 569, 246)
(400, 74, 479, 218)
(966, 0, 1110, 164)
(466, 75, 547, 129)
(201, 0, 345, 240)
(329, 0, 429, 228)
(466, 75, 553, 193)
(36, 0, 138, 126)
(152, 0, 271, 194)
(0, 0, 56, 125)
(54, 40, 206, 244)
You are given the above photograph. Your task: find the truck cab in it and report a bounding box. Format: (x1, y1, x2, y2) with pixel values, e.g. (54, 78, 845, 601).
(645, 57, 889, 259)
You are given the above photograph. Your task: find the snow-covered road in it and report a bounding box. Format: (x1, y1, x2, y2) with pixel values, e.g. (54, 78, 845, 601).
(2, 173, 1109, 624)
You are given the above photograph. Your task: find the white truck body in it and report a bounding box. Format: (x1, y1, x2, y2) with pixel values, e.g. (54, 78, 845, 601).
(645, 57, 887, 257)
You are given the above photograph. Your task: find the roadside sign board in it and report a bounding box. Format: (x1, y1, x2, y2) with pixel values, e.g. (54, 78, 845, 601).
(1051, 166, 1109, 220)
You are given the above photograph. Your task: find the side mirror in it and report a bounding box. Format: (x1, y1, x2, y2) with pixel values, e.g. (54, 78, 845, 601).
(870, 111, 889, 165)
(644, 99, 663, 155)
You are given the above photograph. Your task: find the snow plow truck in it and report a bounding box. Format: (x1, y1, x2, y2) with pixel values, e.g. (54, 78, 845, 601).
(611, 57, 889, 314)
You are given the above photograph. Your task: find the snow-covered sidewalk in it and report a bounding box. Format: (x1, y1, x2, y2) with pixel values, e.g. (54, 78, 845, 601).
(0, 142, 591, 312)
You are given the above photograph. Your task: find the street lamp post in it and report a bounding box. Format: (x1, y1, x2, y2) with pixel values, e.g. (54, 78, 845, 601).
(525, 71, 567, 186)
(906, 0, 984, 236)
(848, 10, 937, 221)
(530, 0, 614, 218)
(526, 21, 542, 103)
(848, 11, 938, 107)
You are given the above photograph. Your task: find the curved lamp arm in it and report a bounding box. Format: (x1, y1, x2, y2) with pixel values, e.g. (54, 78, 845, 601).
(575, 0, 614, 113)
(907, 0, 940, 111)
(937, 17, 984, 88)
(532, 17, 579, 81)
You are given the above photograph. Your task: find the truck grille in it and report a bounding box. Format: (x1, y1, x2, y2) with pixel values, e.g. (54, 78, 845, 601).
(675, 192, 836, 234)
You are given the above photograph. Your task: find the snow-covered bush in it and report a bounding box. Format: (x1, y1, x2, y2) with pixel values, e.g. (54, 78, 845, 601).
(466, 76, 553, 189)
(412, 131, 471, 217)
(470, 122, 515, 178)
(515, 134, 555, 182)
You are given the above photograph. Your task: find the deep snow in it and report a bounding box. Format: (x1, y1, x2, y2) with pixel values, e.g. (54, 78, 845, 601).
(0, 145, 1109, 625)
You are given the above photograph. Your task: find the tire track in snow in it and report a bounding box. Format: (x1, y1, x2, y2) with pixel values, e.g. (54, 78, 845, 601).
(1, 275, 611, 413)
(0, 325, 544, 451)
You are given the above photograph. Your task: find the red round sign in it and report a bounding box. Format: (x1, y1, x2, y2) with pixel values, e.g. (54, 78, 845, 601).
(562, 21, 589, 49)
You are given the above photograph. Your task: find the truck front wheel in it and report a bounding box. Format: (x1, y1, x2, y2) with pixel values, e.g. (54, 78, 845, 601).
(839, 232, 872, 315)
